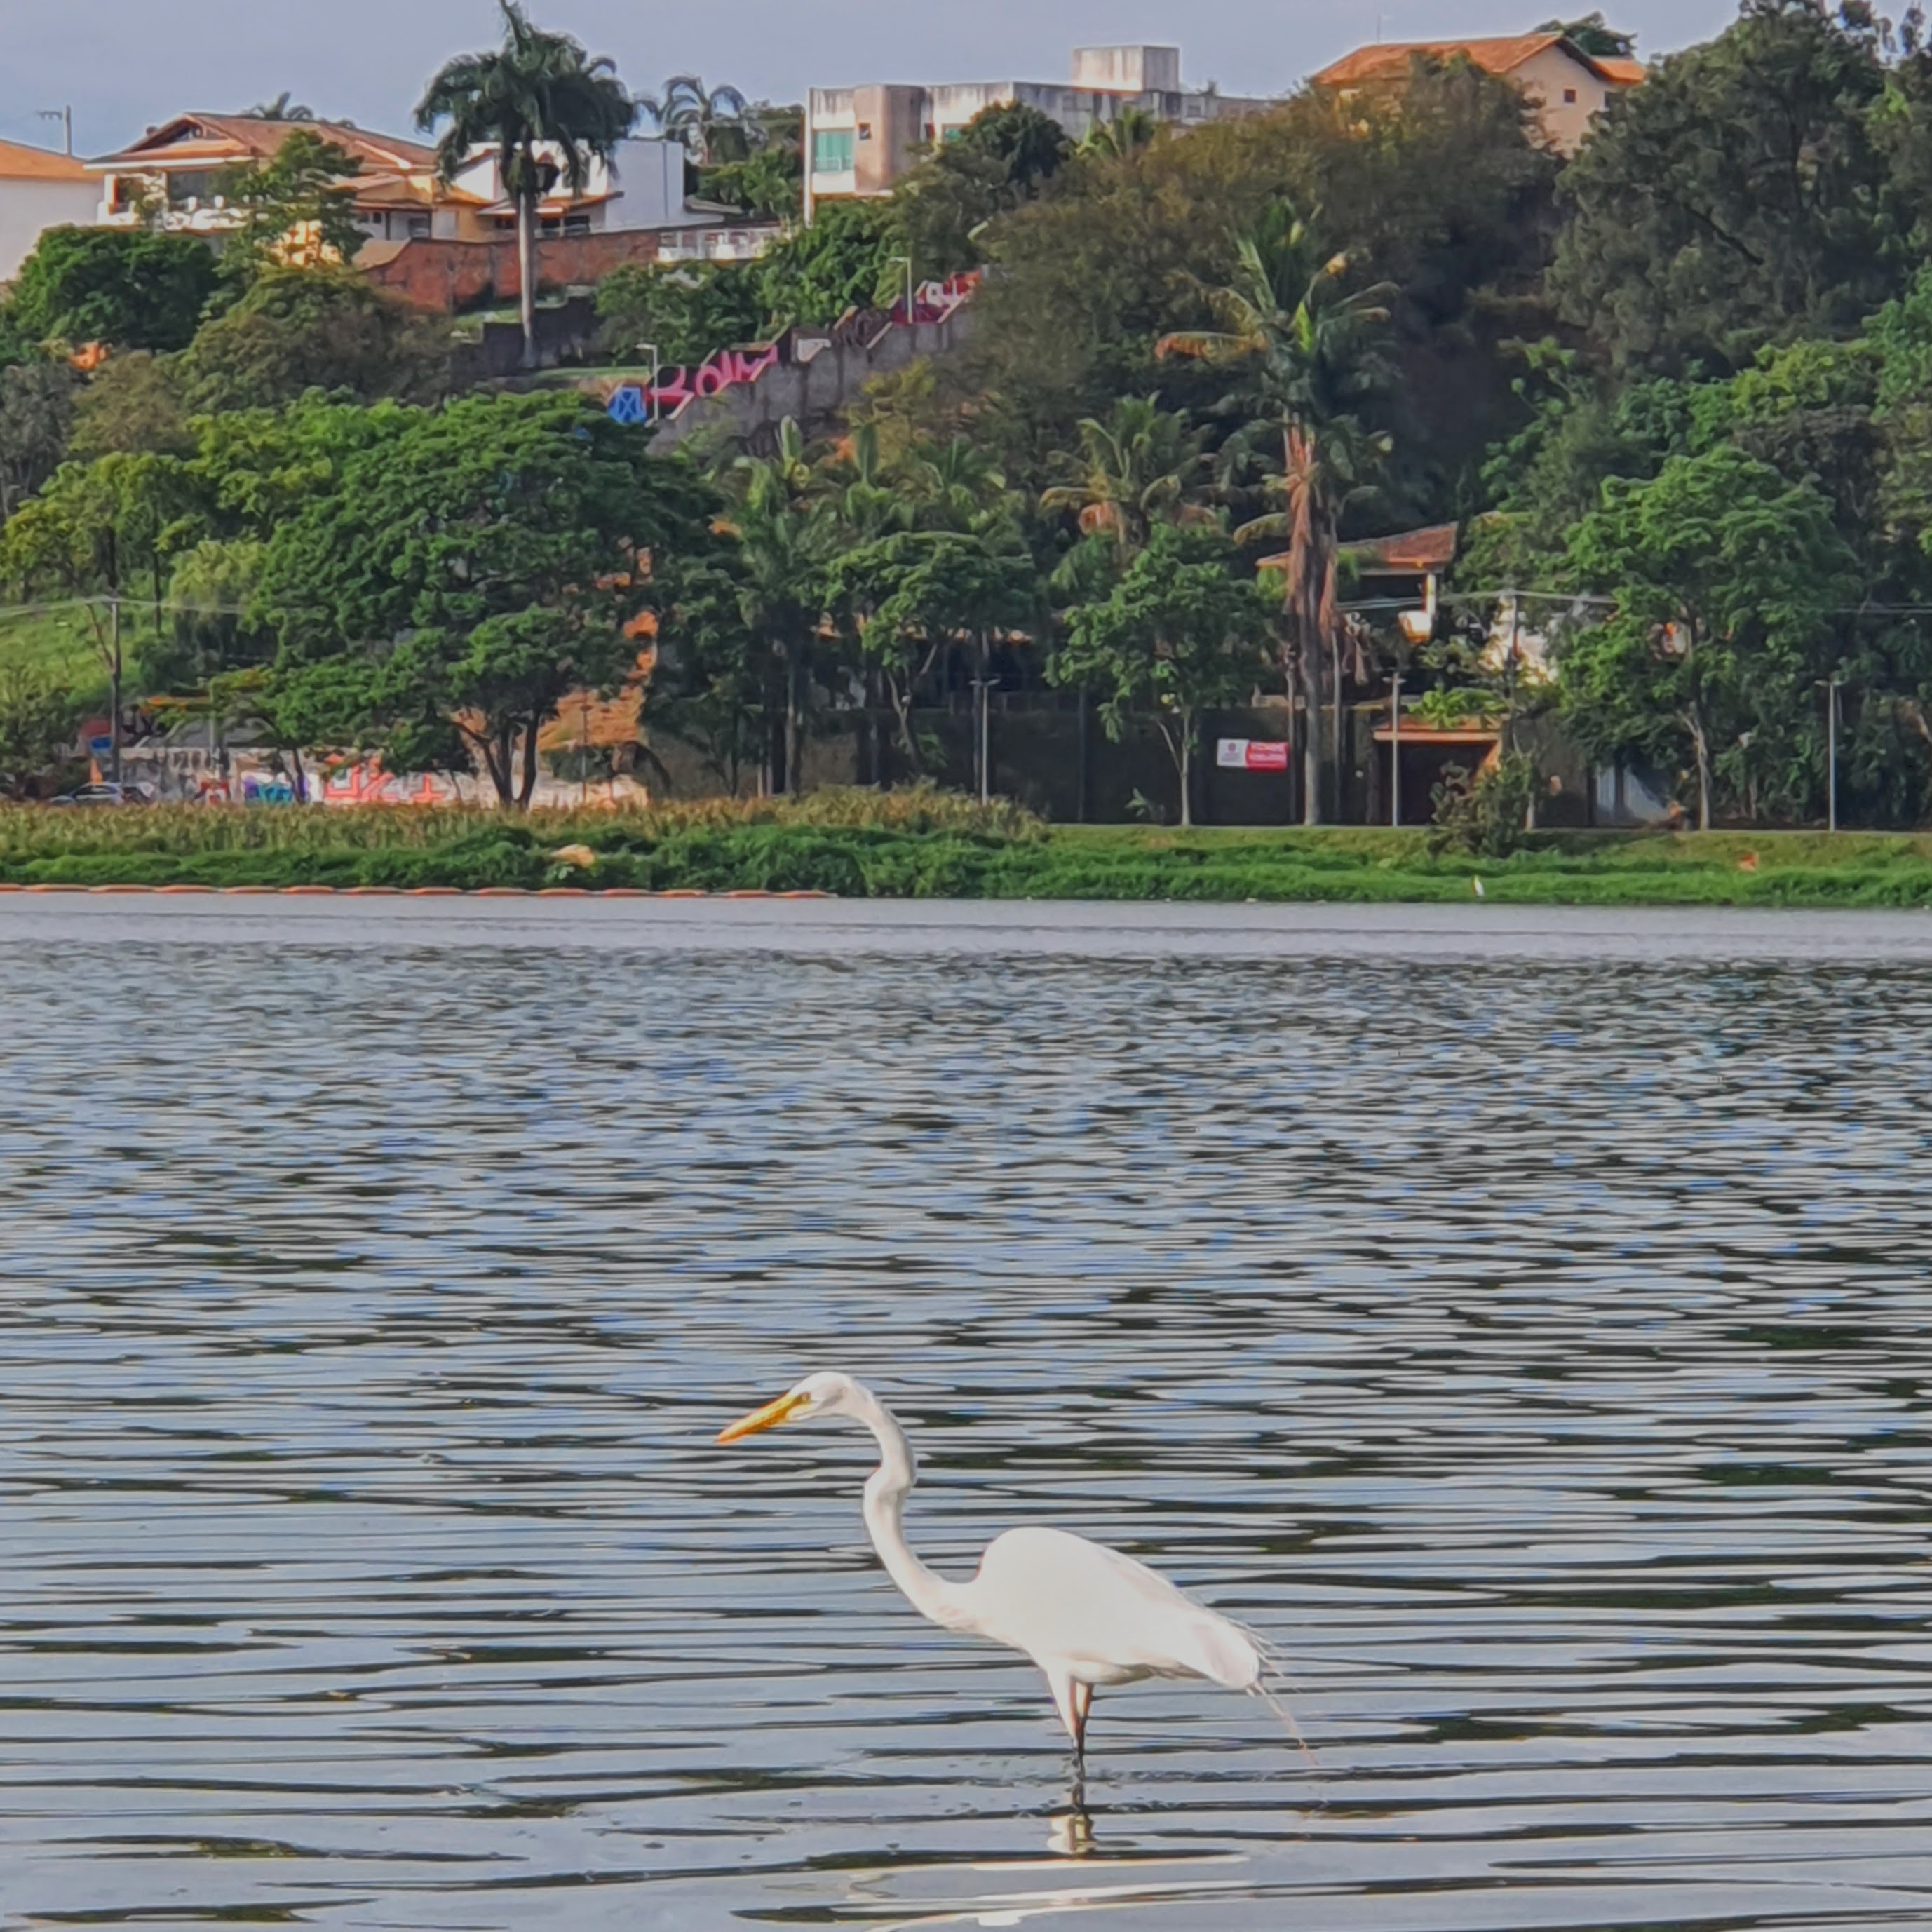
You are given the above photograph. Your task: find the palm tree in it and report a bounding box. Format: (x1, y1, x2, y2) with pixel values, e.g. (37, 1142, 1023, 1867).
(1080, 107, 1160, 162)
(637, 76, 762, 165)
(416, 2, 633, 371)
(727, 419, 834, 794)
(244, 93, 317, 122)
(1158, 203, 1392, 824)
(1041, 396, 1214, 562)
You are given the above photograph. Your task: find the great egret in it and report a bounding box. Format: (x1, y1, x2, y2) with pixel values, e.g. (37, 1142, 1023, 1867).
(717, 1371, 1269, 1771)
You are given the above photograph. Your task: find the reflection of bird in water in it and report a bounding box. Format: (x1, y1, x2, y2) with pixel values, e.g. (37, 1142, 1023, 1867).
(717, 1372, 1276, 1793)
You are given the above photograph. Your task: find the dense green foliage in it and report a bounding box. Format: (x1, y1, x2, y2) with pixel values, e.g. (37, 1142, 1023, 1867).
(2, 808, 1932, 906)
(8, 229, 220, 353)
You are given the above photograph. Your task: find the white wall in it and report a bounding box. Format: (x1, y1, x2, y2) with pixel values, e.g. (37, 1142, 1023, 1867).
(0, 178, 102, 283)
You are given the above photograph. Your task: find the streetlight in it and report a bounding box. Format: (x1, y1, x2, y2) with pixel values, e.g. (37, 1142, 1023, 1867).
(636, 341, 661, 422)
(1389, 668, 1402, 828)
(1818, 673, 1844, 832)
(888, 253, 915, 323)
(38, 106, 72, 156)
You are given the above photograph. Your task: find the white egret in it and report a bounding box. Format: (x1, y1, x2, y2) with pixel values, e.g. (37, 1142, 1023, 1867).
(717, 1371, 1271, 1773)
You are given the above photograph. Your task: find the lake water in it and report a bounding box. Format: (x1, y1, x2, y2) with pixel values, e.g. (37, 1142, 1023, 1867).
(4, 898, 1932, 1931)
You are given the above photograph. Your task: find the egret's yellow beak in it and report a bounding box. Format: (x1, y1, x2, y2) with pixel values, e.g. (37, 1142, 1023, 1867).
(717, 1389, 810, 1445)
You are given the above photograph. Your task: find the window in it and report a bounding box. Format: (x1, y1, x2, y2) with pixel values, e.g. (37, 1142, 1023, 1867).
(407, 213, 431, 239)
(941, 126, 964, 143)
(564, 212, 591, 236)
(1562, 87, 1577, 103)
(812, 128, 856, 173)
(857, 122, 873, 141)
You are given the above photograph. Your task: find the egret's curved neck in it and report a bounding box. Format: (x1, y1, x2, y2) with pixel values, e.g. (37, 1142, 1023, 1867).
(851, 1389, 975, 1633)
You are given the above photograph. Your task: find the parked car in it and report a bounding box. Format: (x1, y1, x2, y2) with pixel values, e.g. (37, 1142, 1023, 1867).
(47, 782, 158, 808)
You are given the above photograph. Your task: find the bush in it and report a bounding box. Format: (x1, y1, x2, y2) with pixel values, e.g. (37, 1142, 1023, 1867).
(1428, 751, 1539, 858)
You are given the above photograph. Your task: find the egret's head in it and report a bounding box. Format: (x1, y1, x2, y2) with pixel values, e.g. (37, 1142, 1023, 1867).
(716, 1371, 862, 1445)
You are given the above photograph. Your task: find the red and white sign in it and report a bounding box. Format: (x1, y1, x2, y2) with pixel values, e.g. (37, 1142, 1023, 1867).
(1216, 738, 1290, 771)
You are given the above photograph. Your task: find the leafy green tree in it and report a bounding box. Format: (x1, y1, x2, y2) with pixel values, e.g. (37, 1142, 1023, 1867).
(257, 393, 717, 808)
(417, 1, 634, 369)
(0, 452, 196, 776)
(1053, 524, 1268, 825)
(0, 359, 76, 519)
(7, 228, 219, 352)
(701, 145, 801, 221)
(826, 526, 1037, 770)
(722, 419, 835, 791)
(1039, 396, 1212, 559)
(647, 555, 770, 794)
(1535, 12, 1637, 56)
(0, 665, 81, 793)
(596, 259, 769, 365)
(213, 128, 367, 291)
(892, 102, 1071, 278)
(759, 198, 901, 325)
(178, 266, 450, 410)
(1551, 0, 1904, 374)
(1160, 202, 1392, 823)
(1562, 445, 1857, 827)
(67, 351, 194, 460)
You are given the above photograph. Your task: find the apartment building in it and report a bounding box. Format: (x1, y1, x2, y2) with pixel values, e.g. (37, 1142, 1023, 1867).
(805, 46, 1271, 217)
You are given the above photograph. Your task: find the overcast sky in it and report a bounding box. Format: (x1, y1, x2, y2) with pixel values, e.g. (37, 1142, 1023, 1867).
(1, 0, 1741, 158)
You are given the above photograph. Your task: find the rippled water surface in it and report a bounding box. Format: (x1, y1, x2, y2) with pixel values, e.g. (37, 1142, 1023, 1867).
(4, 900, 1932, 1931)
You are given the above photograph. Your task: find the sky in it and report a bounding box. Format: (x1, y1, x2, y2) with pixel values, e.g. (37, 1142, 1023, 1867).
(0, 0, 1743, 159)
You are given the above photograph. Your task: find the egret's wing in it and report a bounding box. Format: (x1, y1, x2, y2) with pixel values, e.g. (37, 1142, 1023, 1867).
(971, 1525, 1260, 1689)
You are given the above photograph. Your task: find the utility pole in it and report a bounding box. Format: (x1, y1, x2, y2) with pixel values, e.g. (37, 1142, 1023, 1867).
(1827, 675, 1841, 833)
(889, 253, 915, 323)
(1389, 669, 1402, 827)
(109, 595, 123, 786)
(39, 106, 73, 156)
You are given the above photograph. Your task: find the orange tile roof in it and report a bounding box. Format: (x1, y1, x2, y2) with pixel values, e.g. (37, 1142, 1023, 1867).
(1593, 55, 1645, 85)
(91, 114, 438, 176)
(1346, 522, 1459, 572)
(1315, 33, 1637, 90)
(0, 136, 93, 183)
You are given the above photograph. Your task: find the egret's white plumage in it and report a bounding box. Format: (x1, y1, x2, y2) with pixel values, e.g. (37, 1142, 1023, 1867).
(717, 1371, 1266, 1764)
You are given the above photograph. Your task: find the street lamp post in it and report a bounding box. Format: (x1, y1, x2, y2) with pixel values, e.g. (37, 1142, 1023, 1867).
(637, 342, 661, 422)
(1389, 669, 1403, 828)
(1827, 674, 1842, 833)
(889, 254, 915, 323)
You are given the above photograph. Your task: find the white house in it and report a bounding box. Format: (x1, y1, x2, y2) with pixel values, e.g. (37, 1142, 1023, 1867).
(0, 137, 100, 283)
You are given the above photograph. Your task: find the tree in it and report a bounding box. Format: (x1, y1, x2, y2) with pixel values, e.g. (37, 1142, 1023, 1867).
(637, 76, 762, 163)
(0, 359, 76, 519)
(952, 62, 1552, 515)
(68, 351, 193, 461)
(1562, 445, 1857, 827)
(7, 228, 219, 353)
(243, 93, 318, 121)
(1053, 525, 1268, 825)
(257, 393, 717, 808)
(701, 146, 802, 221)
(213, 128, 367, 291)
(1159, 202, 1393, 823)
(0, 452, 195, 779)
(595, 259, 769, 366)
(1551, 0, 1905, 374)
(417, 1, 633, 370)
(0, 665, 80, 794)
(178, 266, 450, 410)
(1040, 396, 1213, 560)
(1535, 13, 1637, 56)
(893, 102, 1071, 277)
(722, 419, 835, 792)
(827, 527, 1038, 771)
(758, 199, 900, 325)
(1080, 107, 1161, 162)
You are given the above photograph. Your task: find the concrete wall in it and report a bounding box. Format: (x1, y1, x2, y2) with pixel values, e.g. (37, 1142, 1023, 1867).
(1514, 45, 1623, 154)
(0, 178, 102, 282)
(650, 305, 975, 450)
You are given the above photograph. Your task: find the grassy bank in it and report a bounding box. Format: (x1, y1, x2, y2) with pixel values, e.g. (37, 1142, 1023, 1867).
(2, 794, 1932, 905)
